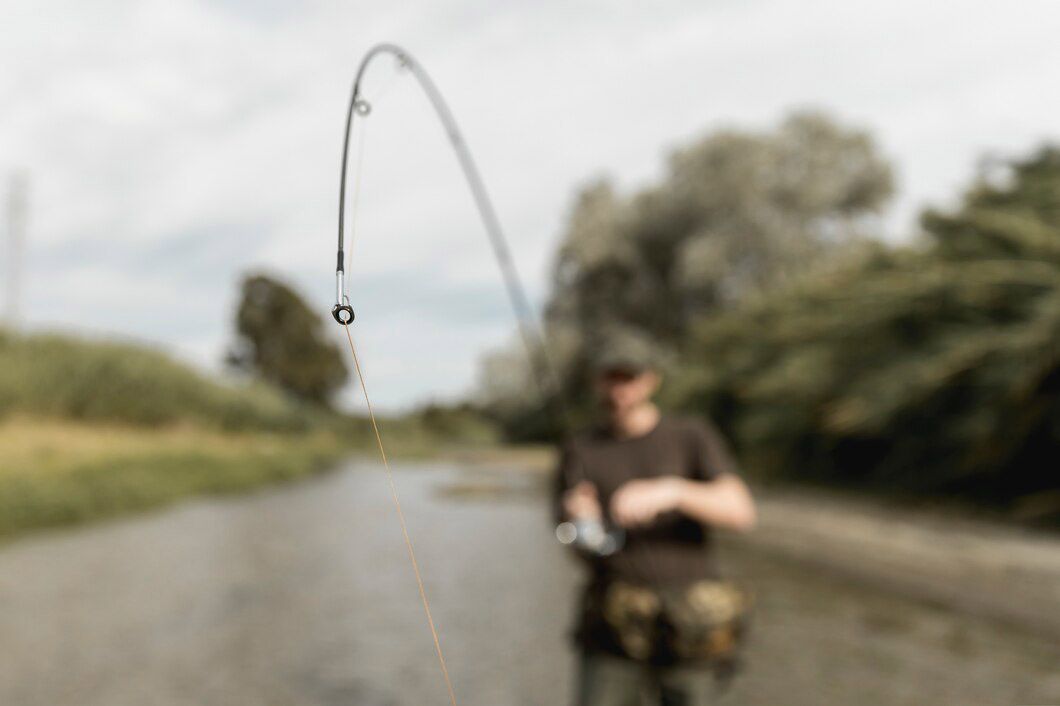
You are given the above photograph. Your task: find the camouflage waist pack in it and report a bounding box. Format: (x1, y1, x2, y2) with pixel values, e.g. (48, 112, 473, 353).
(591, 579, 752, 667)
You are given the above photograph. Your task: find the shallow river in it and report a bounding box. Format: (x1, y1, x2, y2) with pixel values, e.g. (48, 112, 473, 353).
(1, 459, 1057, 705)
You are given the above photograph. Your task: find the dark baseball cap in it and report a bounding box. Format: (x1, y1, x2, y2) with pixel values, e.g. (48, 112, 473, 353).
(589, 327, 664, 375)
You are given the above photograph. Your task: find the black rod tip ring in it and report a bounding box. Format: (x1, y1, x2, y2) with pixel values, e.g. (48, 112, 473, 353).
(332, 304, 355, 325)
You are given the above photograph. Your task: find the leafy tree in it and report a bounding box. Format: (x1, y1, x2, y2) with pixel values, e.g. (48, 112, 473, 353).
(228, 274, 347, 407)
(670, 147, 1060, 516)
(546, 110, 893, 345)
(480, 111, 893, 440)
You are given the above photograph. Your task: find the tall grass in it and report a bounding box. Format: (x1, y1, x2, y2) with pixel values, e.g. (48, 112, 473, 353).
(0, 329, 351, 538)
(0, 330, 324, 431)
(0, 329, 506, 538)
(0, 417, 345, 537)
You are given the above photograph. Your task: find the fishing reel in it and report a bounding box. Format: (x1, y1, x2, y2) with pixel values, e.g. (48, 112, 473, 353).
(555, 518, 626, 557)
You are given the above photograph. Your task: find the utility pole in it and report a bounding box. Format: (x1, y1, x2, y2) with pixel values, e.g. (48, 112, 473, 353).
(4, 172, 28, 330)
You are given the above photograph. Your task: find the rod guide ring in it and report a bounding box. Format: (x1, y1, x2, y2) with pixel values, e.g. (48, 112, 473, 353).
(332, 304, 355, 325)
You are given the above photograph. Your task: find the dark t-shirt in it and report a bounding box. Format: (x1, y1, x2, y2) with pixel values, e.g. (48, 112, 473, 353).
(553, 414, 739, 586)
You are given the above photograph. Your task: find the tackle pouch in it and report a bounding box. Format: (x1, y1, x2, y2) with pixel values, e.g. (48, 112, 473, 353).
(595, 579, 752, 666)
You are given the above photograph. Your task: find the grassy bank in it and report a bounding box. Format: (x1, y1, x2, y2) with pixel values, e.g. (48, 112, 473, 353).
(0, 417, 349, 538)
(0, 330, 508, 539)
(0, 330, 326, 432)
(0, 330, 357, 539)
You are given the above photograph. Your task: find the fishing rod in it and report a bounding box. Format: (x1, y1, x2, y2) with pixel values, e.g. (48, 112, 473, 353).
(330, 44, 623, 557)
(328, 43, 626, 704)
(331, 43, 557, 398)
(329, 42, 565, 706)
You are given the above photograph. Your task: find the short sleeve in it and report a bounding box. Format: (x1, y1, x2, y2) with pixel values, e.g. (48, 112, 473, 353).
(689, 417, 739, 481)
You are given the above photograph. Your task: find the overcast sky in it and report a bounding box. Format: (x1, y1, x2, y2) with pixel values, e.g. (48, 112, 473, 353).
(3, 0, 1059, 410)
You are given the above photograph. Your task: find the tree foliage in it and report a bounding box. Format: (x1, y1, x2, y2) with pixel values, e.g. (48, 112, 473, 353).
(480, 111, 894, 439)
(546, 111, 893, 345)
(0, 329, 318, 432)
(671, 147, 1060, 514)
(228, 274, 347, 407)
(480, 109, 1059, 515)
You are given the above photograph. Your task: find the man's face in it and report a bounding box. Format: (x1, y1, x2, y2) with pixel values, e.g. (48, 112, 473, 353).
(594, 367, 660, 415)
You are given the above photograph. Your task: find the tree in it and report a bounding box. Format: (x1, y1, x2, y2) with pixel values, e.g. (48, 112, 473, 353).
(670, 146, 1060, 516)
(546, 110, 894, 345)
(228, 274, 347, 407)
(480, 111, 894, 440)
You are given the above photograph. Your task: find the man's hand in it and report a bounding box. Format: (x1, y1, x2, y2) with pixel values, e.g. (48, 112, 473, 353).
(610, 477, 685, 528)
(562, 481, 603, 521)
(615, 474, 757, 532)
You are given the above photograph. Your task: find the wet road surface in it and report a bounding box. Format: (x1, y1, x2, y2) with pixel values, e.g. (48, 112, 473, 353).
(1, 459, 1057, 705)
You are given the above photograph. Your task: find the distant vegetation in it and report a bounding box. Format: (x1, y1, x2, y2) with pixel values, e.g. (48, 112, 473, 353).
(479, 111, 1060, 520)
(0, 328, 349, 537)
(481, 111, 895, 435)
(0, 416, 342, 537)
(0, 329, 327, 431)
(227, 274, 349, 407)
(8, 110, 1056, 534)
(670, 147, 1060, 519)
(0, 286, 496, 538)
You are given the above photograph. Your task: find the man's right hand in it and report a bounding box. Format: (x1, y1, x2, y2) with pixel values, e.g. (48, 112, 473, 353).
(562, 481, 603, 521)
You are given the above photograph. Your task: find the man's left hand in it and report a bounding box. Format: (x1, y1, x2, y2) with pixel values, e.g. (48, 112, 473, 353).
(610, 477, 686, 527)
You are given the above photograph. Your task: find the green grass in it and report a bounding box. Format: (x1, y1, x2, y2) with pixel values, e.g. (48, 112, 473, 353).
(0, 417, 348, 538)
(0, 329, 326, 432)
(0, 330, 354, 538)
(0, 330, 509, 539)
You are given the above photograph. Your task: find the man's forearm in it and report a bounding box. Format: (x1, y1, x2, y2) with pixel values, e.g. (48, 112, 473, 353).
(674, 474, 757, 531)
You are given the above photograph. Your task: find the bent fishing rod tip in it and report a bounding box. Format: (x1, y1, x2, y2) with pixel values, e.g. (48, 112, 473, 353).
(333, 265, 355, 325)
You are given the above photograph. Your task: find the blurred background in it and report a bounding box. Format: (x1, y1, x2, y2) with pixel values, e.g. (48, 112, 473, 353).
(2, 1, 1059, 705)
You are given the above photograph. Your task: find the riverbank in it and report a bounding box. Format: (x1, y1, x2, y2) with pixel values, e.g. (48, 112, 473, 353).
(447, 446, 1060, 642)
(744, 487, 1060, 640)
(0, 417, 347, 538)
(0, 415, 503, 539)
(4, 431, 1058, 645)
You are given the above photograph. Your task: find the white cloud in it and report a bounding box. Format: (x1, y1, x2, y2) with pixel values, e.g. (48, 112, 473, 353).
(2, 0, 1059, 409)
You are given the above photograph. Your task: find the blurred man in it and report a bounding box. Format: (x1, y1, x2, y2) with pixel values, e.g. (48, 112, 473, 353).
(554, 331, 756, 706)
